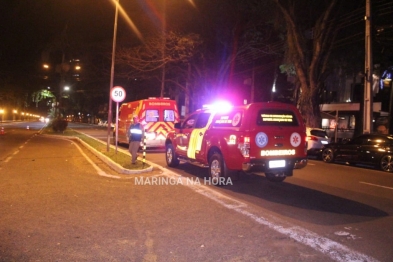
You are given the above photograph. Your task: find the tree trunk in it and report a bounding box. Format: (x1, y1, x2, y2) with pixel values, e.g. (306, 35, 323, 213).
(298, 87, 321, 127)
(184, 63, 191, 116)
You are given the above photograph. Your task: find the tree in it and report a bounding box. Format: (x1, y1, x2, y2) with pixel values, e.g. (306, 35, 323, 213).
(272, 0, 341, 127)
(115, 31, 203, 114)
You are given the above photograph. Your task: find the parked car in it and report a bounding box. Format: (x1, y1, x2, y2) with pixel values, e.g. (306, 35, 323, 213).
(321, 133, 393, 172)
(306, 127, 330, 156)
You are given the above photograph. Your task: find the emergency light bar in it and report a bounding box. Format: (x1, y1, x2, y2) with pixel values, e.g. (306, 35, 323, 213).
(202, 101, 233, 113)
(148, 97, 170, 100)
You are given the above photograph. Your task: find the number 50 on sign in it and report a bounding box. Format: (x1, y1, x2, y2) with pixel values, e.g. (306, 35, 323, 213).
(111, 86, 126, 153)
(111, 86, 126, 103)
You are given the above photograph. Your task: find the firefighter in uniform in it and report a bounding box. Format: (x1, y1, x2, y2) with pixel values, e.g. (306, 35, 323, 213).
(128, 115, 144, 164)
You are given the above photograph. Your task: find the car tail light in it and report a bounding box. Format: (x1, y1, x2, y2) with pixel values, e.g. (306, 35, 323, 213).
(307, 136, 318, 141)
(238, 136, 250, 157)
(303, 135, 308, 155)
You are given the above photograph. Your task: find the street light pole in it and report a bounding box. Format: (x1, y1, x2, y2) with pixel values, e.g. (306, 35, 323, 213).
(107, 0, 120, 152)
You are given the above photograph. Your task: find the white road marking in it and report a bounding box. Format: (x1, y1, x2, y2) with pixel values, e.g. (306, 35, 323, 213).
(158, 170, 379, 262)
(42, 135, 121, 179)
(334, 231, 360, 240)
(359, 181, 393, 190)
(35, 134, 379, 261)
(70, 140, 122, 179)
(93, 136, 109, 139)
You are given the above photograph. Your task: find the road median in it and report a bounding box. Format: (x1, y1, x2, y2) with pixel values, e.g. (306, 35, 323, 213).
(41, 127, 153, 174)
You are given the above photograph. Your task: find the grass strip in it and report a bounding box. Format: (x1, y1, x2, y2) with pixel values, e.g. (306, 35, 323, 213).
(42, 127, 150, 170)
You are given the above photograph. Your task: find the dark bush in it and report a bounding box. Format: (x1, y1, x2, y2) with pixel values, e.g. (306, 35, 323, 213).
(51, 118, 68, 132)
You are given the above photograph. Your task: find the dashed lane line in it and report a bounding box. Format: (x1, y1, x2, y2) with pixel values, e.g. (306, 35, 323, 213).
(360, 181, 393, 190)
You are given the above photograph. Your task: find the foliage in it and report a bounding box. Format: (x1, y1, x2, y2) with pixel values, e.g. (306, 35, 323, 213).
(31, 0, 391, 129)
(31, 89, 55, 107)
(115, 31, 205, 113)
(272, 0, 342, 127)
(0, 78, 27, 109)
(116, 31, 198, 74)
(51, 118, 68, 132)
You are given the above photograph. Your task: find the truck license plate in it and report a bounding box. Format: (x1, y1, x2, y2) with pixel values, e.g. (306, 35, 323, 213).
(269, 160, 285, 168)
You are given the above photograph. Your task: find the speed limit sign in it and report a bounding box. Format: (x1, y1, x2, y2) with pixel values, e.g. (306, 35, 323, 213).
(111, 86, 126, 102)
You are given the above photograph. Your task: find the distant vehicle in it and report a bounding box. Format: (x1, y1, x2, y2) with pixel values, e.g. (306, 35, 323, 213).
(98, 120, 114, 128)
(114, 97, 179, 147)
(165, 101, 308, 183)
(306, 127, 330, 157)
(321, 133, 393, 172)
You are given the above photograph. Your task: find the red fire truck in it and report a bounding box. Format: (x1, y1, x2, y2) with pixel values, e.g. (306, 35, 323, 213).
(115, 97, 180, 147)
(165, 102, 308, 183)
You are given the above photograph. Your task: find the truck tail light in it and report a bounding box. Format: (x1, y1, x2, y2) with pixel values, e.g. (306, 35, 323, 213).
(238, 136, 250, 157)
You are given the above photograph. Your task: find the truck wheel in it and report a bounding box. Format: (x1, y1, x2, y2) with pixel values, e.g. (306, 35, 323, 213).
(208, 152, 229, 185)
(380, 155, 393, 172)
(265, 172, 286, 182)
(321, 148, 335, 163)
(166, 143, 179, 167)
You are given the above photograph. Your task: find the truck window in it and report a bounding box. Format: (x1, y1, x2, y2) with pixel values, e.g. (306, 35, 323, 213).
(146, 109, 159, 122)
(212, 111, 243, 128)
(195, 113, 211, 128)
(164, 110, 175, 122)
(182, 114, 198, 129)
(257, 109, 299, 126)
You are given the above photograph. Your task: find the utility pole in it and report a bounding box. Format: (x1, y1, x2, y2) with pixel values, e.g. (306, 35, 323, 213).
(107, 0, 119, 151)
(160, 0, 167, 98)
(58, 52, 66, 118)
(363, 0, 373, 134)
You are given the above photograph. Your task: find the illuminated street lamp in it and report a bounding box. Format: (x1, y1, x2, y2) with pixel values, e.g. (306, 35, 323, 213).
(42, 64, 50, 80)
(13, 109, 17, 121)
(0, 109, 4, 123)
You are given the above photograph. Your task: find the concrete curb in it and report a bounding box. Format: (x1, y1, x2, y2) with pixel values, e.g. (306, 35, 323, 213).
(77, 138, 153, 174)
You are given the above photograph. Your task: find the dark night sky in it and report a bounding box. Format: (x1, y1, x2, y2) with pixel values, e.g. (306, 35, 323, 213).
(2, 0, 391, 99)
(1, 1, 109, 72)
(0, 0, 202, 76)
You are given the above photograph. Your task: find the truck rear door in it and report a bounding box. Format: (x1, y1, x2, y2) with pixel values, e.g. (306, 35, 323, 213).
(250, 108, 305, 169)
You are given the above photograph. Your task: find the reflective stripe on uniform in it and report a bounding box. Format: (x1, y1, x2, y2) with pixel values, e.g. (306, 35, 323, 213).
(130, 129, 143, 134)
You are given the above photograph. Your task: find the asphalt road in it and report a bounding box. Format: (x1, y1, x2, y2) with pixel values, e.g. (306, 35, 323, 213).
(0, 121, 392, 261)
